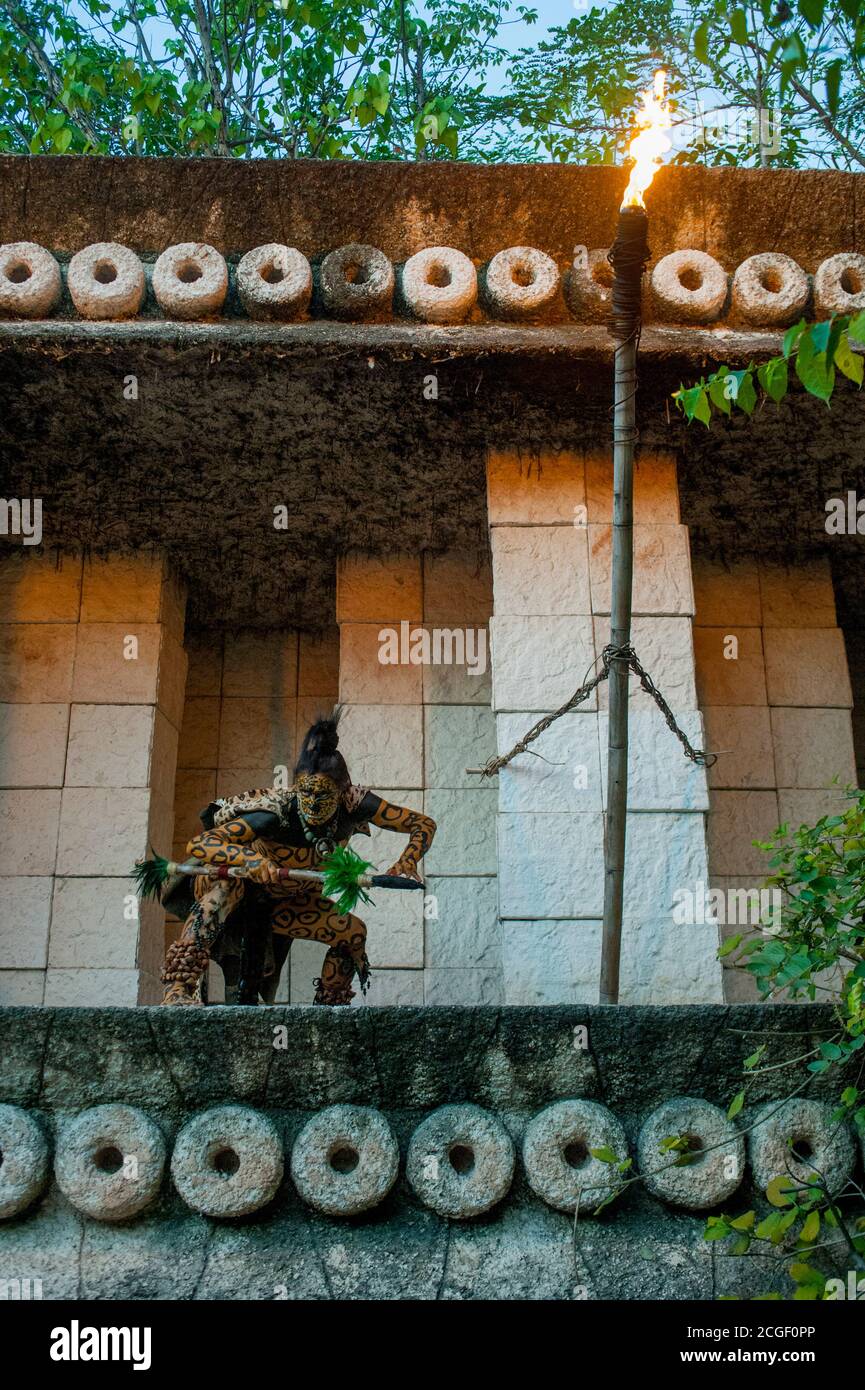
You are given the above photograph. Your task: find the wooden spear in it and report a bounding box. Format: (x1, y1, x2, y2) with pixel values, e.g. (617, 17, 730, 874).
(133, 847, 424, 917)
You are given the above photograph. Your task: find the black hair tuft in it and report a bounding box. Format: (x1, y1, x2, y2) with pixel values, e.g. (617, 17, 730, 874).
(295, 707, 350, 789)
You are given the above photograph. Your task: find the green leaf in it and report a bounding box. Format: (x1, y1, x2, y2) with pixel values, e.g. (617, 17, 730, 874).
(799, 1210, 820, 1243)
(775, 1207, 799, 1240)
(719, 933, 742, 957)
(834, 331, 864, 385)
(708, 374, 733, 416)
(849, 312, 865, 344)
(729, 9, 749, 44)
(705, 1222, 731, 1240)
(783, 319, 807, 359)
(758, 356, 788, 403)
(766, 1174, 796, 1207)
(730, 1210, 756, 1231)
(798, 0, 825, 27)
(796, 331, 835, 403)
(728, 1090, 745, 1119)
(737, 371, 757, 414)
(690, 387, 711, 425)
(590, 1146, 619, 1164)
(824, 58, 843, 120)
(694, 21, 710, 64)
(780, 34, 808, 94)
(756, 1210, 783, 1239)
(810, 319, 834, 354)
(744, 1045, 766, 1070)
(439, 125, 458, 156)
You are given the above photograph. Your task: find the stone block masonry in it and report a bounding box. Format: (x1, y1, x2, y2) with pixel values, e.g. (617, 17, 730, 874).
(488, 449, 722, 1005)
(336, 549, 498, 1006)
(0, 553, 187, 1006)
(693, 556, 857, 1004)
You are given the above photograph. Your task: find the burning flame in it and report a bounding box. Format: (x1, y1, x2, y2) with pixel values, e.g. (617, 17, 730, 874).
(621, 69, 671, 210)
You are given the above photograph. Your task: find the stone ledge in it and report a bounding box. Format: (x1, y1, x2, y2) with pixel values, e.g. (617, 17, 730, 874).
(0, 316, 793, 364)
(0, 1003, 858, 1301)
(0, 1002, 846, 1116)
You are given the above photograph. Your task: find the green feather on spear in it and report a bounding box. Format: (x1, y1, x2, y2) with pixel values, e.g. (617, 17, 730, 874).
(318, 845, 374, 915)
(132, 852, 173, 902)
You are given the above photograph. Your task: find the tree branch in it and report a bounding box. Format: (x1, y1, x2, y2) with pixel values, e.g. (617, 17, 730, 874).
(0, 0, 103, 149)
(191, 0, 231, 155)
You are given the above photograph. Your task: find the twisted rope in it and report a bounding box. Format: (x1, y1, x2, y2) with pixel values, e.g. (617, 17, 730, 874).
(473, 643, 717, 778)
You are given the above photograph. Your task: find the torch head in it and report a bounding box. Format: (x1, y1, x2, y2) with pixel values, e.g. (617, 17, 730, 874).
(606, 68, 669, 341)
(607, 205, 650, 342)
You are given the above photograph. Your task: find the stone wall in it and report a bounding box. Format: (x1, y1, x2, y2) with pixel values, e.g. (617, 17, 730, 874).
(488, 450, 721, 1005)
(693, 556, 857, 1002)
(0, 1003, 860, 1301)
(0, 553, 185, 1007)
(336, 550, 497, 1005)
(169, 626, 340, 1003)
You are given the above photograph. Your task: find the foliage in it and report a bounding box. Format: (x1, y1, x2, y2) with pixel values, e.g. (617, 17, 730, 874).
(705, 1150, 865, 1299)
(673, 311, 865, 424)
(587, 796, 865, 1296)
(0, 0, 540, 159)
(508, 0, 865, 167)
(2, 0, 865, 163)
(709, 790, 865, 1298)
(722, 788, 865, 1031)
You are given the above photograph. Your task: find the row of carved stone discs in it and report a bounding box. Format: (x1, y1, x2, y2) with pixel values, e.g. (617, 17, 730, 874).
(0, 1095, 858, 1224)
(1, 239, 863, 327)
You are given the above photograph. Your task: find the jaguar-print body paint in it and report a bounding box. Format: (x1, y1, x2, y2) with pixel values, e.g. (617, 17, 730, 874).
(162, 786, 435, 1005)
(367, 797, 436, 877)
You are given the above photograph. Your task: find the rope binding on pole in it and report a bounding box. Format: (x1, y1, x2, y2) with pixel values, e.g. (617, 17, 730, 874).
(469, 644, 717, 779)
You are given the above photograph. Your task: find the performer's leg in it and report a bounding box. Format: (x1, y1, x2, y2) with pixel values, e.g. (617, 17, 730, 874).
(314, 921, 368, 1005)
(221, 955, 240, 1005)
(258, 933, 291, 1005)
(270, 891, 370, 1006)
(160, 877, 244, 1006)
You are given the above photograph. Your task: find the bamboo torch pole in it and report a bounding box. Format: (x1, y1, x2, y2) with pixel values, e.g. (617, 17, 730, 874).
(599, 69, 669, 1005)
(599, 205, 649, 1006)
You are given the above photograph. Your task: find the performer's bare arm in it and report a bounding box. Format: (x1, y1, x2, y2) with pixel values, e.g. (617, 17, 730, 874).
(366, 796, 436, 881)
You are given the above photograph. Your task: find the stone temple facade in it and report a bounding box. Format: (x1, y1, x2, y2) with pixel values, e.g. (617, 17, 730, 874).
(0, 157, 862, 1013)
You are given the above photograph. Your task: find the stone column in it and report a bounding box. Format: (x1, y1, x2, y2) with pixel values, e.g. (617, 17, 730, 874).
(0, 553, 186, 1006)
(488, 448, 722, 1004)
(420, 551, 498, 1005)
(694, 556, 856, 1002)
(334, 550, 498, 1006)
(335, 554, 425, 1005)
